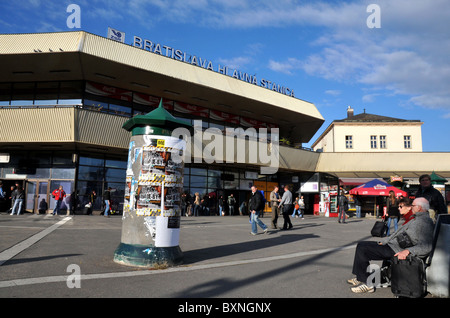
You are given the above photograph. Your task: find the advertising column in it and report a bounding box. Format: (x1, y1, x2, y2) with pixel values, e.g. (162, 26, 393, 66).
(114, 99, 191, 268)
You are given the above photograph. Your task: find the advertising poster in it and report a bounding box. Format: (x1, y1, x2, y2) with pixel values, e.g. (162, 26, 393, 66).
(124, 135, 186, 248)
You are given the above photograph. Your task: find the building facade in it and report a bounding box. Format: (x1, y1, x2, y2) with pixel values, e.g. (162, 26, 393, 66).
(0, 31, 449, 216)
(0, 31, 329, 215)
(312, 106, 423, 153)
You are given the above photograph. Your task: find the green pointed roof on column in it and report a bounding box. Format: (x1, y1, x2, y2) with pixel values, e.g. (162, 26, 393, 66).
(430, 171, 447, 185)
(123, 98, 192, 135)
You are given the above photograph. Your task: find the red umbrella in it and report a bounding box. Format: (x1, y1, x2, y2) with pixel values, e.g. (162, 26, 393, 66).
(349, 179, 407, 197)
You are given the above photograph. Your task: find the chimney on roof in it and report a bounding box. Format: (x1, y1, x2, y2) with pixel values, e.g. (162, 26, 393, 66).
(347, 106, 354, 118)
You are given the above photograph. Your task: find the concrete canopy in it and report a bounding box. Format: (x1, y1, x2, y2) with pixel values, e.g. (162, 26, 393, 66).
(0, 31, 324, 144)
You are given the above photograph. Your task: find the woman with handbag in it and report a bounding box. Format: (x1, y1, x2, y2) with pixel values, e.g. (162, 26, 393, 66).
(291, 197, 300, 217)
(385, 191, 399, 236)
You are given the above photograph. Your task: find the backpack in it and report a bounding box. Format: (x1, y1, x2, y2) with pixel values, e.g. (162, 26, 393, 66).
(259, 190, 266, 204)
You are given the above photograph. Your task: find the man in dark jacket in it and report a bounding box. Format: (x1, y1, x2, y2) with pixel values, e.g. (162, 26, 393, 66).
(338, 193, 349, 224)
(415, 174, 447, 220)
(249, 185, 268, 235)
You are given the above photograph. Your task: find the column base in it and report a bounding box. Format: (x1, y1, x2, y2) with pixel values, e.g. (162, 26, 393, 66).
(113, 243, 183, 268)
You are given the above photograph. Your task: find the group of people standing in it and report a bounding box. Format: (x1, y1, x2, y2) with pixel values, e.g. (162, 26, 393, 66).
(0, 180, 112, 217)
(337, 174, 447, 227)
(182, 192, 241, 217)
(182, 192, 213, 217)
(0, 181, 25, 215)
(248, 184, 304, 235)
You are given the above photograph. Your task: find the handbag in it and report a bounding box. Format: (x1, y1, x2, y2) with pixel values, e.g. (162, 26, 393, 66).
(391, 255, 427, 298)
(396, 231, 414, 249)
(371, 220, 387, 237)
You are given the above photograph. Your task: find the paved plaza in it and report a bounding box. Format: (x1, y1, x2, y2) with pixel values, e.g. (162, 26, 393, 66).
(0, 211, 404, 301)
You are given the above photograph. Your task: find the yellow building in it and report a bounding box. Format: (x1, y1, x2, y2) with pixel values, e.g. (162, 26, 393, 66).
(312, 106, 423, 153)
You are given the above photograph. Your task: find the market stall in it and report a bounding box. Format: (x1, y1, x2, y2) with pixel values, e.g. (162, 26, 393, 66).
(349, 179, 407, 217)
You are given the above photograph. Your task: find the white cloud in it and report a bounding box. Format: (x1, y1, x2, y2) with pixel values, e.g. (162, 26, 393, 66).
(217, 56, 252, 70)
(257, 0, 450, 110)
(268, 58, 302, 75)
(362, 93, 380, 103)
(325, 90, 341, 97)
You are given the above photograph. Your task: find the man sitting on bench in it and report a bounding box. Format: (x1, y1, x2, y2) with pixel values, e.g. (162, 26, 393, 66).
(348, 197, 434, 293)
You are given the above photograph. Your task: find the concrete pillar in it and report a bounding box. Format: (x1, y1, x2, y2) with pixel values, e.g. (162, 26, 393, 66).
(114, 99, 191, 268)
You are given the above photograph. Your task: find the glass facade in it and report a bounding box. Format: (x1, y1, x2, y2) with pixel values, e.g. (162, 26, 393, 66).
(76, 156, 127, 212)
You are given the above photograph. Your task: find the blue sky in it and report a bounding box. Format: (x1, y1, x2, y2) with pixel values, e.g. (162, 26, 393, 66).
(1, 0, 450, 151)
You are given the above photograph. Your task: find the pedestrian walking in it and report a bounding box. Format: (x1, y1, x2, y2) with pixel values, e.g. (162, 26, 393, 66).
(86, 190, 97, 215)
(8, 185, 16, 214)
(292, 197, 300, 217)
(218, 195, 224, 216)
(279, 185, 293, 230)
(193, 192, 201, 216)
(338, 191, 348, 224)
(227, 194, 236, 216)
(10, 185, 24, 215)
(298, 195, 305, 219)
(269, 186, 280, 229)
(249, 185, 268, 235)
(103, 187, 111, 217)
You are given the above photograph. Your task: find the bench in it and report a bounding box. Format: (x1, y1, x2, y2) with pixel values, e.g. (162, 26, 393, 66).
(426, 214, 450, 297)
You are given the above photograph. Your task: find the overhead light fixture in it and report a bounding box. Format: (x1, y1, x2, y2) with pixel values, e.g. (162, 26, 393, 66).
(217, 103, 232, 109)
(12, 71, 34, 75)
(95, 73, 116, 80)
(50, 70, 70, 73)
(164, 90, 180, 96)
(131, 82, 149, 88)
(191, 97, 208, 102)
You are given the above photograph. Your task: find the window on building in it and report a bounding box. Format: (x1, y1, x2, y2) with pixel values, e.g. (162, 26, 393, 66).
(370, 135, 377, 149)
(76, 155, 127, 212)
(58, 81, 83, 105)
(11, 82, 35, 106)
(404, 135, 412, 149)
(345, 136, 353, 149)
(0, 83, 12, 106)
(380, 135, 387, 149)
(108, 103, 132, 117)
(34, 81, 58, 106)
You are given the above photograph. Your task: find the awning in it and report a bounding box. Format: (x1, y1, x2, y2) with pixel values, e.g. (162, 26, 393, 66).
(349, 179, 407, 197)
(339, 178, 383, 186)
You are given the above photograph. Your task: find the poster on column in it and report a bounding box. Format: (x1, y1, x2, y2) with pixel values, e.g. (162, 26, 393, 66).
(124, 135, 186, 247)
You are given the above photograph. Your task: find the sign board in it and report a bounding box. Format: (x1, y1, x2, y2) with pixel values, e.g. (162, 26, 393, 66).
(107, 27, 125, 43)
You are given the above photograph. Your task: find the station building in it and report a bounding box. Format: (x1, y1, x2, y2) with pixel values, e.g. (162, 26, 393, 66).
(0, 31, 449, 215)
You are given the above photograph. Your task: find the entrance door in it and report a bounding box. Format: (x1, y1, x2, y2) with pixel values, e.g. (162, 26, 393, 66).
(25, 181, 37, 213)
(25, 180, 49, 214)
